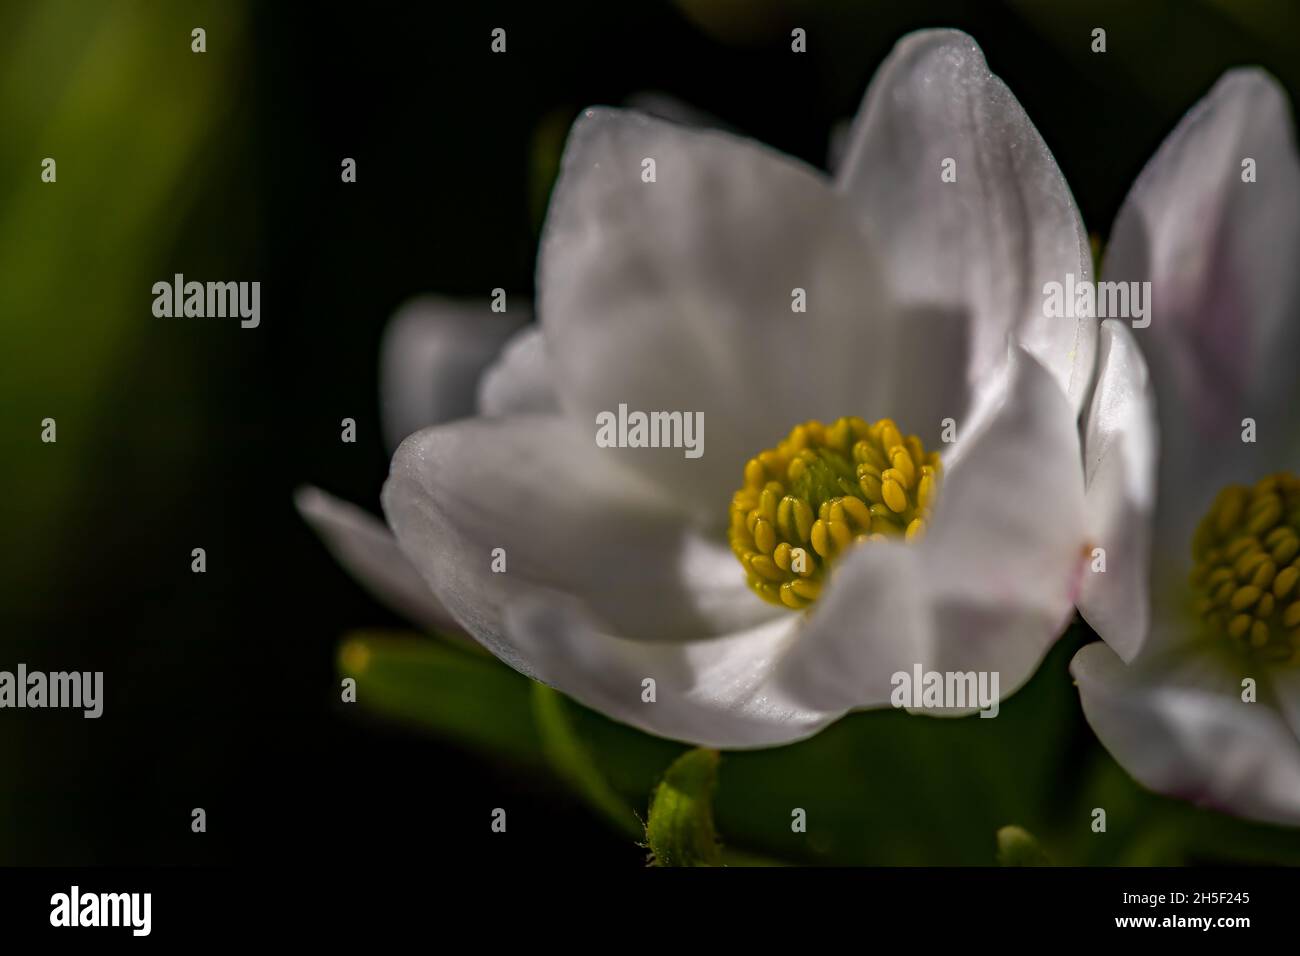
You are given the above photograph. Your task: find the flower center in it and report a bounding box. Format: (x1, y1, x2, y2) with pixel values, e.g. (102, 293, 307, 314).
(1190, 472, 1300, 663)
(729, 417, 941, 609)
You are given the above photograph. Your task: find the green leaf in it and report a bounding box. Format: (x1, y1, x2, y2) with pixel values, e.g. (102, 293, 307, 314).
(338, 631, 544, 768)
(996, 825, 1052, 866)
(645, 748, 722, 867)
(531, 684, 640, 839)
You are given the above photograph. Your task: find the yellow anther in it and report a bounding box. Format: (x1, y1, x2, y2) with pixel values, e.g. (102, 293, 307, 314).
(1252, 560, 1277, 590)
(811, 519, 830, 558)
(1286, 601, 1300, 629)
(749, 554, 784, 582)
(1265, 526, 1293, 549)
(917, 471, 935, 511)
(840, 495, 871, 531)
(1247, 495, 1283, 535)
(1274, 566, 1300, 599)
(1257, 593, 1276, 619)
(1215, 488, 1247, 535)
(878, 420, 903, 453)
(882, 478, 907, 514)
(790, 578, 822, 600)
(773, 542, 792, 571)
(1231, 585, 1262, 611)
(1224, 537, 1256, 561)
(1205, 567, 1234, 589)
(1235, 550, 1267, 580)
(776, 496, 794, 541)
(779, 583, 807, 610)
(890, 448, 916, 489)
(793, 499, 814, 542)
(729, 416, 940, 609)
(1190, 472, 1300, 658)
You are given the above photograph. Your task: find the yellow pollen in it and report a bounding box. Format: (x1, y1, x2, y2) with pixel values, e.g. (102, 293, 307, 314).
(1189, 472, 1300, 663)
(729, 416, 941, 609)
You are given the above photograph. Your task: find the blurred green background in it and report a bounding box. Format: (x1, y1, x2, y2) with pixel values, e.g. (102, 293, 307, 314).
(3, 0, 1300, 865)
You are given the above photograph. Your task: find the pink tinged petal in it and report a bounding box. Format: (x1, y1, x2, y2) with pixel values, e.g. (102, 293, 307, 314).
(380, 416, 777, 669)
(779, 348, 1087, 714)
(538, 107, 935, 522)
(836, 29, 1096, 413)
(1104, 69, 1300, 483)
(379, 296, 528, 452)
(475, 326, 559, 417)
(294, 485, 457, 633)
(504, 591, 842, 748)
(1073, 641, 1300, 827)
(1077, 320, 1159, 662)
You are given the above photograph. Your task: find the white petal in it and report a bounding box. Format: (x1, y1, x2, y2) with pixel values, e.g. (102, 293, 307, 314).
(774, 541, 928, 712)
(1105, 68, 1300, 555)
(913, 346, 1087, 697)
(294, 485, 457, 633)
(1073, 640, 1300, 827)
(779, 347, 1086, 713)
(538, 107, 963, 522)
(475, 326, 559, 416)
(381, 415, 777, 667)
(837, 29, 1096, 412)
(504, 590, 841, 748)
(379, 296, 528, 452)
(1077, 321, 1158, 662)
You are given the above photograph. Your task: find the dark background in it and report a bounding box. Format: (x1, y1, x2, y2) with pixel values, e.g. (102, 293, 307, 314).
(5, 0, 1300, 865)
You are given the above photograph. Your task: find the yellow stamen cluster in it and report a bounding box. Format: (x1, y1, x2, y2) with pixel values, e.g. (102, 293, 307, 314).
(1190, 472, 1300, 663)
(729, 416, 941, 609)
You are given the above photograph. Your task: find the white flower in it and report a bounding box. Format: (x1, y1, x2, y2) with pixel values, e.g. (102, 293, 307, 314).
(359, 29, 1098, 748)
(1073, 70, 1300, 825)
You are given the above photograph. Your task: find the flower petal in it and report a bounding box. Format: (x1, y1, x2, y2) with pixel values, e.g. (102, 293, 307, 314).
(379, 296, 528, 452)
(913, 346, 1087, 697)
(1077, 320, 1158, 662)
(836, 29, 1096, 412)
(475, 326, 559, 416)
(381, 415, 777, 663)
(504, 590, 840, 748)
(774, 541, 928, 712)
(1105, 68, 1300, 555)
(294, 485, 457, 633)
(1073, 640, 1300, 827)
(538, 107, 955, 520)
